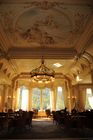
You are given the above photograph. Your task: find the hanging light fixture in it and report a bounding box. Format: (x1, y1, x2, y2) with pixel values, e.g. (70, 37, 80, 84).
(30, 57, 55, 83)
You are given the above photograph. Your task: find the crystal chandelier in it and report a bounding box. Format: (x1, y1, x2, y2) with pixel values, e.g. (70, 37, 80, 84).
(30, 58, 55, 83)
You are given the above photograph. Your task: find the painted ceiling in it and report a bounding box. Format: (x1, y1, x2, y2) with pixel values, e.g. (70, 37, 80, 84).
(0, 0, 93, 85)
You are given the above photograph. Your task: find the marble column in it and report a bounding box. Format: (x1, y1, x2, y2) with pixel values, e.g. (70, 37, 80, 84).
(90, 70, 93, 94)
(1, 85, 5, 112)
(66, 80, 72, 113)
(29, 88, 32, 111)
(4, 85, 9, 104)
(53, 87, 57, 111)
(51, 90, 54, 111)
(40, 89, 43, 111)
(12, 84, 16, 111)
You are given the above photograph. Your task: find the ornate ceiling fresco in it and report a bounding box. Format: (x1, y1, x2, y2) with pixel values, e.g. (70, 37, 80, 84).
(0, 0, 93, 85)
(0, 0, 92, 49)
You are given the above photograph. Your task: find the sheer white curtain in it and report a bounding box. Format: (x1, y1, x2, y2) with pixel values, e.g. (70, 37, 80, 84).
(16, 86, 29, 111)
(21, 89, 28, 111)
(85, 88, 93, 109)
(56, 86, 65, 110)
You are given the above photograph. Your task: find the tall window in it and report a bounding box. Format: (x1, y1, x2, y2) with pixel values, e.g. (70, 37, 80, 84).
(17, 86, 28, 111)
(56, 86, 65, 110)
(32, 87, 50, 110)
(32, 88, 40, 110)
(85, 88, 93, 110)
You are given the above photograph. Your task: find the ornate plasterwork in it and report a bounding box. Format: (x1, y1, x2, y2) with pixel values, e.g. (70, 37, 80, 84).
(24, 1, 64, 10)
(0, 1, 92, 49)
(14, 3, 74, 48)
(73, 13, 88, 33)
(0, 10, 14, 33)
(16, 14, 58, 46)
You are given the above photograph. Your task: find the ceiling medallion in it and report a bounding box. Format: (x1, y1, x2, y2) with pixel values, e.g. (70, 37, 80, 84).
(30, 58, 55, 83)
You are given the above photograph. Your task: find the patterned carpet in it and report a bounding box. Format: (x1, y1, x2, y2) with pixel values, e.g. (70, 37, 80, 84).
(0, 117, 93, 139)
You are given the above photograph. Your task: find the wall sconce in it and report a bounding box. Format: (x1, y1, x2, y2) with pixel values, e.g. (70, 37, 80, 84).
(7, 95, 11, 99)
(13, 96, 15, 99)
(76, 70, 82, 82)
(67, 96, 70, 99)
(72, 96, 77, 99)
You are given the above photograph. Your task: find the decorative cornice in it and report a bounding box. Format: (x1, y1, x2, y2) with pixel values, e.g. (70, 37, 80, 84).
(0, 69, 12, 85)
(1, 0, 93, 5)
(11, 71, 71, 82)
(0, 23, 11, 52)
(7, 47, 77, 59)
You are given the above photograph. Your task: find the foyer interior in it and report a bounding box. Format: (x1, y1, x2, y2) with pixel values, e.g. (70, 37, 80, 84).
(0, 0, 93, 113)
(0, 0, 93, 139)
